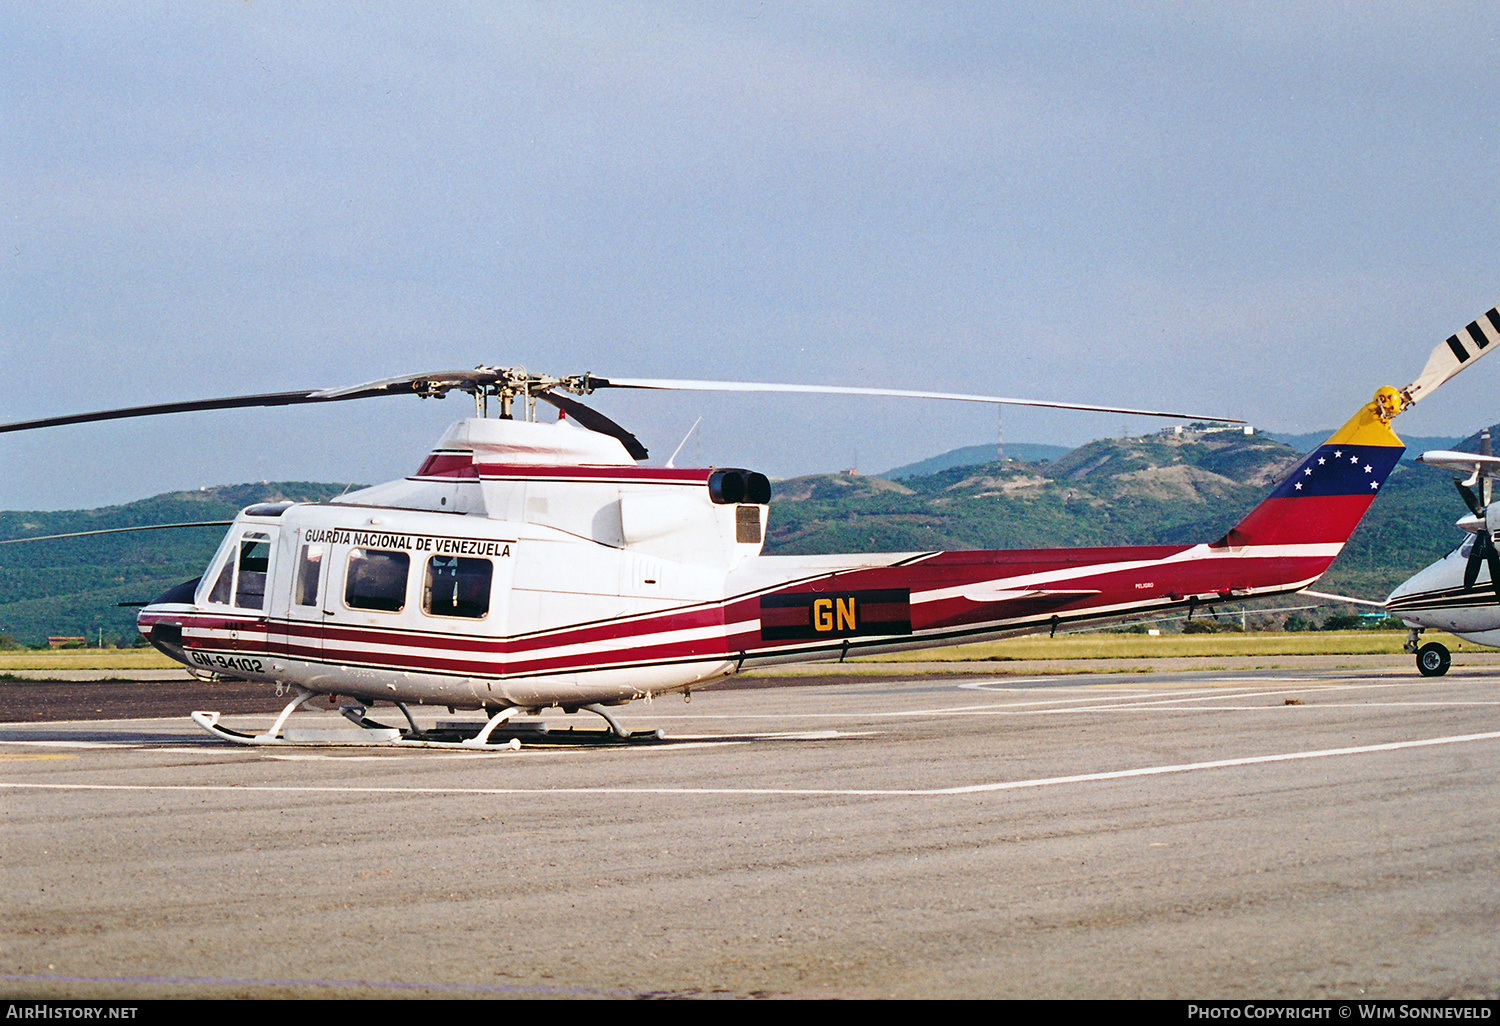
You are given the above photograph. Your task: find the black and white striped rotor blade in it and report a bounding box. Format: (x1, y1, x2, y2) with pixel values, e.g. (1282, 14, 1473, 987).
(1403, 305, 1500, 406)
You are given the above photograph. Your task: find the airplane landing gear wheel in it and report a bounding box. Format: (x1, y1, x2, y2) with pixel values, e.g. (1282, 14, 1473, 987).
(1416, 642, 1451, 677)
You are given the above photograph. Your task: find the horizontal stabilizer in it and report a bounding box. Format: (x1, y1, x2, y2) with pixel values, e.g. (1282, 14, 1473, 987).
(1301, 589, 1386, 609)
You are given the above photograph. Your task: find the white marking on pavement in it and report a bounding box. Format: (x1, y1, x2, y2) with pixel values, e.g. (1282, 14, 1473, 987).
(4, 731, 1497, 798)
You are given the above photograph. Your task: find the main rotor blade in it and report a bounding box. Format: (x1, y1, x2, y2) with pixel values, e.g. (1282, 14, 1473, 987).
(0, 389, 372, 435)
(309, 369, 505, 400)
(0, 521, 233, 544)
(0, 368, 492, 435)
(587, 377, 1244, 423)
(534, 392, 650, 460)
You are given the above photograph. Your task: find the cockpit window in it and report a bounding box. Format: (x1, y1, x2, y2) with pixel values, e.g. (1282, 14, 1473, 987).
(203, 530, 271, 609)
(235, 538, 270, 609)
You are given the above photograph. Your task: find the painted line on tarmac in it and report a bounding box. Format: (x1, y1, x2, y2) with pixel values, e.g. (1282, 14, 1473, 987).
(942, 679, 1500, 715)
(3, 730, 1497, 798)
(937, 730, 1500, 794)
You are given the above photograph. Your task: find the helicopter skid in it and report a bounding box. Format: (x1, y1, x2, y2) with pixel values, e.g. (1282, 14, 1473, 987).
(189, 700, 667, 750)
(189, 709, 523, 749)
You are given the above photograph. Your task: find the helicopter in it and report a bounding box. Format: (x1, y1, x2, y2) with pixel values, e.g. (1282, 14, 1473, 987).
(3, 306, 1495, 747)
(1382, 432, 1500, 676)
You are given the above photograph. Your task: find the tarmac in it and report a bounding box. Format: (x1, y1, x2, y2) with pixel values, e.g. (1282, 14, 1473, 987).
(3, 655, 1499, 999)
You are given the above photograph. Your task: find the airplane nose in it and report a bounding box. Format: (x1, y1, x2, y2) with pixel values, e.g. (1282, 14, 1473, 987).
(1385, 567, 1430, 607)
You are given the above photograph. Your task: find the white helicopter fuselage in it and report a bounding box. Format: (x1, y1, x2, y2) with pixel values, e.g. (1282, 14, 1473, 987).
(44, 300, 1487, 735)
(141, 417, 771, 708)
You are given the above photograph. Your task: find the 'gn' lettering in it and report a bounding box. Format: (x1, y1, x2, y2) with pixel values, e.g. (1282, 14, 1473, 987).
(813, 597, 857, 632)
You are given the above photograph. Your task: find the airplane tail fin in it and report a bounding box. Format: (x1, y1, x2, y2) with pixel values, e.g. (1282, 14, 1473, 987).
(1213, 390, 1405, 552)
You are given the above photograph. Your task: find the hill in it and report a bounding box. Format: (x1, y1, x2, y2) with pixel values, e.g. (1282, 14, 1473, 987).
(1264, 430, 1462, 456)
(883, 442, 1071, 479)
(0, 482, 359, 646)
(767, 426, 1288, 555)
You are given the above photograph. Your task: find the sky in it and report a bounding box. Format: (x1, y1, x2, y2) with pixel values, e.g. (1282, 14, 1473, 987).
(4, 2, 1500, 511)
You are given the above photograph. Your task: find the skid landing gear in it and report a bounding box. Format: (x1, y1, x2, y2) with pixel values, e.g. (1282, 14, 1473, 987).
(190, 689, 667, 749)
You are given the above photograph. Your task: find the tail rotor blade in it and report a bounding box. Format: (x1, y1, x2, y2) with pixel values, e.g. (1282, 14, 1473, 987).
(1401, 306, 1500, 407)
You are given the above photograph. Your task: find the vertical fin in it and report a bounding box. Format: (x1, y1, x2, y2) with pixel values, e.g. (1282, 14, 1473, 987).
(1214, 394, 1405, 550)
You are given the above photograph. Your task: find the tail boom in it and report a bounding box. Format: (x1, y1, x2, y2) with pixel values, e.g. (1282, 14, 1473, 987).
(729, 392, 1408, 661)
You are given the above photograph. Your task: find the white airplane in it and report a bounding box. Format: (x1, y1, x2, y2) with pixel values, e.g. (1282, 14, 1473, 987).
(1384, 433, 1500, 675)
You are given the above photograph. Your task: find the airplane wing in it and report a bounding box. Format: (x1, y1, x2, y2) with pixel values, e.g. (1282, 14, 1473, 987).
(1414, 450, 1500, 478)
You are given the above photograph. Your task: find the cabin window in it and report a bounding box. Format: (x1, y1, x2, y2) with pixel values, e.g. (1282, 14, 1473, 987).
(424, 555, 492, 619)
(295, 543, 324, 606)
(345, 549, 410, 613)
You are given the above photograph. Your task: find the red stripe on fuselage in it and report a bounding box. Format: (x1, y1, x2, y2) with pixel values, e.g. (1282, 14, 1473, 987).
(414, 453, 480, 478)
(474, 464, 712, 484)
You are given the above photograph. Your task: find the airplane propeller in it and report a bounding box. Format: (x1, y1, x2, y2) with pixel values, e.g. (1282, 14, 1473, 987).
(1459, 518, 1500, 600)
(1454, 429, 1500, 601)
